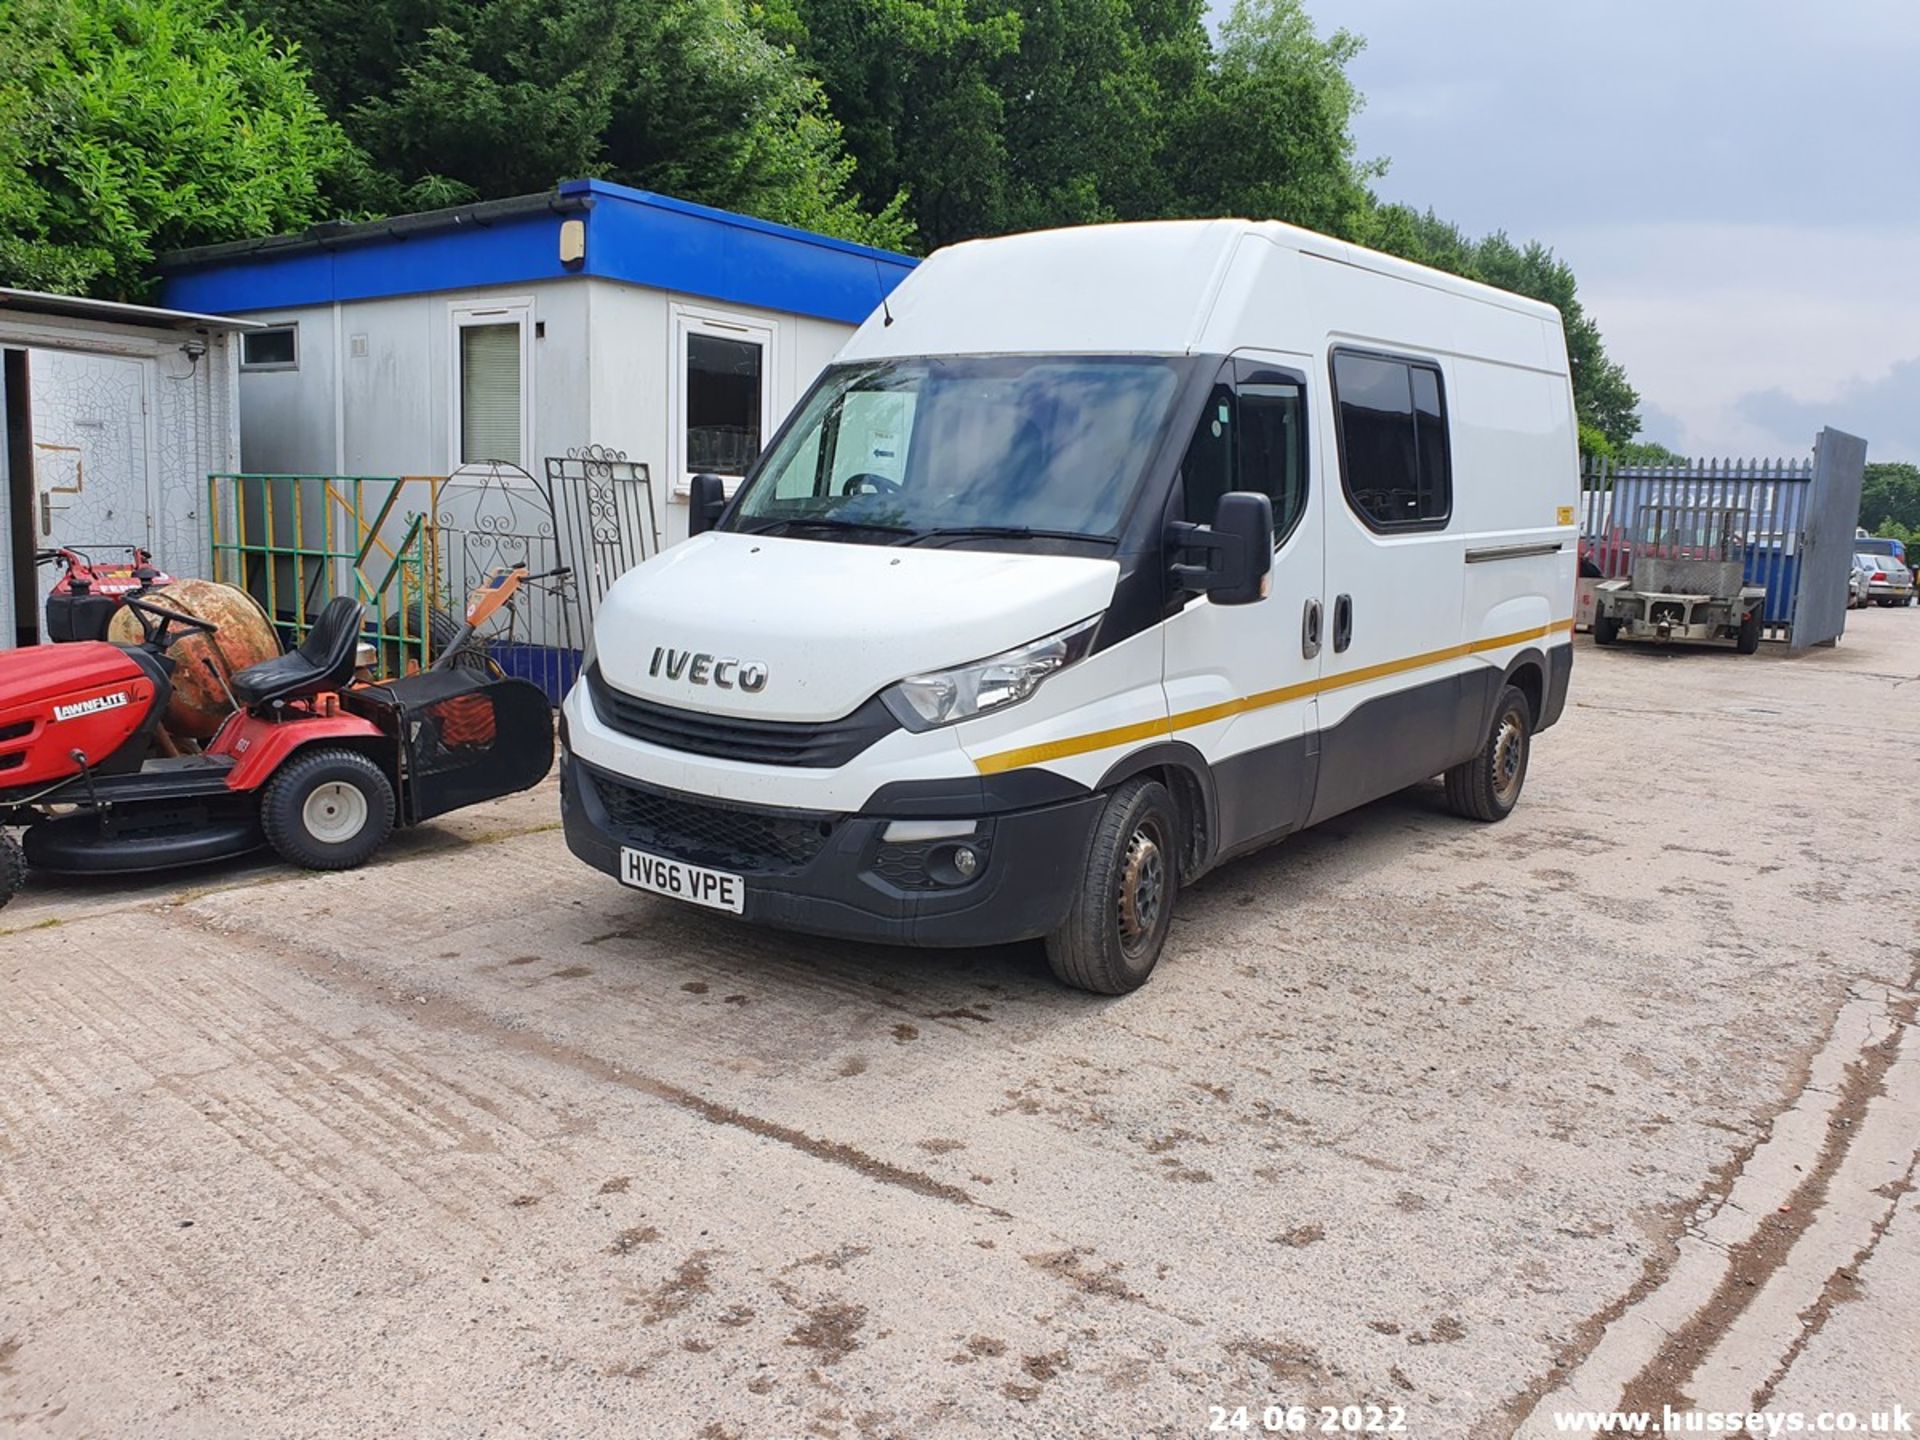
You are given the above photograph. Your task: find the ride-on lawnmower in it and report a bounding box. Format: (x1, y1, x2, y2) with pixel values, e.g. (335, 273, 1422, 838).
(38, 546, 175, 640)
(0, 581, 557, 911)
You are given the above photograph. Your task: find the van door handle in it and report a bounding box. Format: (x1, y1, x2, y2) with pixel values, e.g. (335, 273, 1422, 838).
(1302, 598, 1322, 659)
(1332, 594, 1353, 653)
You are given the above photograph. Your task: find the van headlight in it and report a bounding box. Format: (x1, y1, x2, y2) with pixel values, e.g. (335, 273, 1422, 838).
(882, 617, 1099, 732)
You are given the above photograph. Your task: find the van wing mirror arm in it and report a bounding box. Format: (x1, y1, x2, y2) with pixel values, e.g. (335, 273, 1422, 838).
(1165, 521, 1233, 590)
(1165, 492, 1274, 606)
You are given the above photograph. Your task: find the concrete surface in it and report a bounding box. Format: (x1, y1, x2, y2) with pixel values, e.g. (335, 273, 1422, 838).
(2, 608, 1917, 1439)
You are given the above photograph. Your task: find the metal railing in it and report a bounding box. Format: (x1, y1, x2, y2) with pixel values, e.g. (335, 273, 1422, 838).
(206, 473, 441, 677)
(1579, 456, 1814, 639)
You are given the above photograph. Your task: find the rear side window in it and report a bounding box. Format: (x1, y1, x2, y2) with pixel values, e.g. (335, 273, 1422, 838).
(1331, 351, 1451, 530)
(1177, 377, 1309, 547)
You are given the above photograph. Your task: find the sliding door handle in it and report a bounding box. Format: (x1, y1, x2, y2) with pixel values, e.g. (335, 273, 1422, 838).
(1302, 598, 1322, 659)
(1332, 593, 1353, 653)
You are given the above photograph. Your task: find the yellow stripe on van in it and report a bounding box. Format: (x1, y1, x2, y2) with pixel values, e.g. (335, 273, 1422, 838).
(972, 619, 1573, 775)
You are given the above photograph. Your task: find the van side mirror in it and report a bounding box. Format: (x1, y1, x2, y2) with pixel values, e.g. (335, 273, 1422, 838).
(1167, 491, 1273, 606)
(688, 473, 727, 536)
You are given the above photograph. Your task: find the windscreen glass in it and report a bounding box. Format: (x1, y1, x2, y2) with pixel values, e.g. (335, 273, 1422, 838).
(729, 357, 1183, 543)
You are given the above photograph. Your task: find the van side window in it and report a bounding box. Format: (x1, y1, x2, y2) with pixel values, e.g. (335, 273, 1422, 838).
(1178, 379, 1308, 546)
(1239, 382, 1307, 544)
(1179, 385, 1237, 530)
(1332, 351, 1451, 530)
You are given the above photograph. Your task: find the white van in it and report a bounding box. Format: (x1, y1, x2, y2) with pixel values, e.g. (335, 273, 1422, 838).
(561, 220, 1578, 993)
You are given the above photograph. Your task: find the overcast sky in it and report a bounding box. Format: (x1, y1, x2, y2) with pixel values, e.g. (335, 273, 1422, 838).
(1295, 0, 1920, 463)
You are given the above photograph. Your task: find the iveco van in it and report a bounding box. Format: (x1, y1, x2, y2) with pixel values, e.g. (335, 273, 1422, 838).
(561, 220, 1578, 993)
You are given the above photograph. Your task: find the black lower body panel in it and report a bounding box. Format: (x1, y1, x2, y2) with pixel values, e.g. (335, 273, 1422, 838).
(561, 752, 1104, 947)
(1539, 642, 1573, 731)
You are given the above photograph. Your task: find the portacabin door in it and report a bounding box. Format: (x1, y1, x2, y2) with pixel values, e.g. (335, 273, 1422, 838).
(1159, 353, 1323, 856)
(26, 348, 153, 554)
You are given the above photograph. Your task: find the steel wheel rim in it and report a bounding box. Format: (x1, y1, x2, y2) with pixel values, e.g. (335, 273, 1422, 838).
(303, 781, 369, 844)
(1115, 821, 1167, 958)
(1492, 707, 1527, 806)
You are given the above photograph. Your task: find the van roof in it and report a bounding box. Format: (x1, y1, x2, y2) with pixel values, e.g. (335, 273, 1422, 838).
(839, 218, 1565, 366)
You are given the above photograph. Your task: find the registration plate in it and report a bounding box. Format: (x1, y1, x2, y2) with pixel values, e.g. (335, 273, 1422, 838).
(620, 847, 745, 913)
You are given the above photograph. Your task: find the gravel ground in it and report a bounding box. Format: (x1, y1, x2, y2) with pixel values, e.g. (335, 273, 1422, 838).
(2, 608, 1916, 1439)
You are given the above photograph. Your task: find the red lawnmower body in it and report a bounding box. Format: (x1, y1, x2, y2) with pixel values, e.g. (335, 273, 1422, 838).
(47, 550, 174, 599)
(38, 547, 174, 644)
(205, 705, 384, 792)
(0, 642, 162, 786)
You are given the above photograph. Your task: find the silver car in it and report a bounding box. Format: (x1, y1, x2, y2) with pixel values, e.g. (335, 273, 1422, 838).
(1854, 552, 1916, 607)
(1847, 558, 1873, 608)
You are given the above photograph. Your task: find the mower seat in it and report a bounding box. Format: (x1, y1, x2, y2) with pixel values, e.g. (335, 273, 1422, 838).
(231, 597, 366, 708)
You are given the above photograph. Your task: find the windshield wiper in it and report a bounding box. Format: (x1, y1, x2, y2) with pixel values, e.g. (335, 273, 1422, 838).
(738, 516, 915, 538)
(901, 525, 1106, 547)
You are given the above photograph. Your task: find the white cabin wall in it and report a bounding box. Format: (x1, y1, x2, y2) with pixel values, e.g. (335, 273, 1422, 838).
(584, 278, 855, 552)
(236, 305, 337, 475)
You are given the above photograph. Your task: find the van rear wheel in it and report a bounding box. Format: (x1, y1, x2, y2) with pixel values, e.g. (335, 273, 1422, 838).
(1044, 778, 1180, 995)
(1444, 684, 1531, 823)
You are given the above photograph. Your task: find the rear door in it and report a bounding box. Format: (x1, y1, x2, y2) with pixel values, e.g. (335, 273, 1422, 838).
(1160, 354, 1322, 854)
(1310, 346, 1467, 823)
(27, 348, 153, 554)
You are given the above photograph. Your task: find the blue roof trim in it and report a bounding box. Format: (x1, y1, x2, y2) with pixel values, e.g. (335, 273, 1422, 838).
(160, 182, 917, 326)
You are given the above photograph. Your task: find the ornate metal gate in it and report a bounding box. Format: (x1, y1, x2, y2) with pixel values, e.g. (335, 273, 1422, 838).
(543, 446, 659, 632)
(433, 461, 578, 700)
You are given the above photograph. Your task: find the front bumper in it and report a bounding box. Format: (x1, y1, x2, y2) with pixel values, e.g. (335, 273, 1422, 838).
(560, 750, 1103, 947)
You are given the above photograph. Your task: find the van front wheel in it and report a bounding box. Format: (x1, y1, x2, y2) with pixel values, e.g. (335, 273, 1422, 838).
(1044, 778, 1180, 995)
(1444, 685, 1531, 823)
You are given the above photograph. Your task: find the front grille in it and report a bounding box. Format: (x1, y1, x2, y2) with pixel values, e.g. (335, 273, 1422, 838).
(592, 769, 839, 873)
(586, 664, 896, 768)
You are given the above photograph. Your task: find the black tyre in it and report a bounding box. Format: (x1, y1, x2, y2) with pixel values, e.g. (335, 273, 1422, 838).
(1593, 611, 1620, 646)
(0, 831, 24, 911)
(1735, 605, 1761, 654)
(1444, 684, 1531, 823)
(261, 747, 395, 871)
(1044, 778, 1181, 995)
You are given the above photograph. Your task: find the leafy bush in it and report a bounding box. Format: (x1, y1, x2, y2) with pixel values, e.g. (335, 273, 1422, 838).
(0, 0, 353, 300)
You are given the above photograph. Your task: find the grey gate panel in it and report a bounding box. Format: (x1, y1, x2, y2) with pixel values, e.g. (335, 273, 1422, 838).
(544, 445, 659, 631)
(1792, 428, 1869, 651)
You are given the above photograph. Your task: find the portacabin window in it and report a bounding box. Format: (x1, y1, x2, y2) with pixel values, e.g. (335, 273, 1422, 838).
(456, 314, 527, 468)
(1175, 369, 1309, 547)
(1331, 349, 1451, 531)
(685, 331, 764, 477)
(240, 324, 298, 371)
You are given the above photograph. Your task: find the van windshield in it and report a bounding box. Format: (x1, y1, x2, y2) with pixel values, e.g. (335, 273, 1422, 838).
(727, 356, 1183, 544)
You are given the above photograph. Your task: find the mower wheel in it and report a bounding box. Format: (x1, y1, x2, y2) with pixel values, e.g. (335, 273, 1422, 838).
(262, 748, 395, 871)
(0, 831, 24, 911)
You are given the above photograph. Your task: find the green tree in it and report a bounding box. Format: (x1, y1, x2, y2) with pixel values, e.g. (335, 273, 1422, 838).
(1859, 461, 1920, 534)
(249, 0, 913, 249)
(1165, 0, 1376, 236)
(0, 0, 352, 300)
(1616, 439, 1689, 466)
